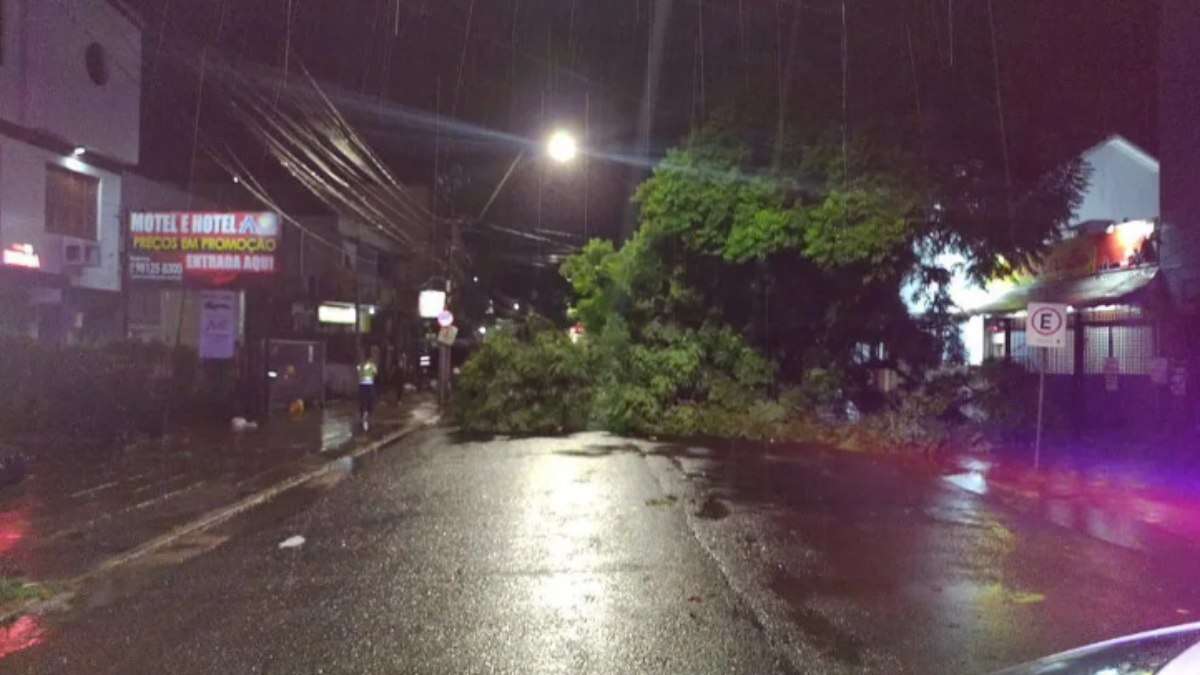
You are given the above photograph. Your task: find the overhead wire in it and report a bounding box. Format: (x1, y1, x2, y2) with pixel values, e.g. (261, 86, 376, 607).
(451, 0, 477, 118)
(75, 0, 433, 264)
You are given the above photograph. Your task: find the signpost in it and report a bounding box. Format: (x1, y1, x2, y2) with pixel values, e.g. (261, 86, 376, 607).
(1026, 303, 1069, 470)
(1103, 357, 1121, 392)
(419, 282, 454, 410)
(437, 325, 458, 346)
(198, 290, 237, 360)
(436, 315, 456, 409)
(1150, 358, 1170, 385)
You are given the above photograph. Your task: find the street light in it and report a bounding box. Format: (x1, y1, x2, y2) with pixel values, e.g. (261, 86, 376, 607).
(477, 129, 580, 223)
(546, 130, 578, 164)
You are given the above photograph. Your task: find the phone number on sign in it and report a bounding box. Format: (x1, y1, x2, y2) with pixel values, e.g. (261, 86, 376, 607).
(129, 258, 183, 280)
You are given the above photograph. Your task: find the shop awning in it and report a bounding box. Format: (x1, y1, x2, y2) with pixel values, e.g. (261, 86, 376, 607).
(971, 266, 1160, 315)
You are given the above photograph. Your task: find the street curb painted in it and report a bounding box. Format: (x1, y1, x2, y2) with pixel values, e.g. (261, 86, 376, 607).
(0, 409, 438, 625)
(77, 415, 435, 582)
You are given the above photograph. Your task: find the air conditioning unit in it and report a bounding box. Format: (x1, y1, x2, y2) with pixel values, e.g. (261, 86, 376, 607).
(62, 239, 101, 268)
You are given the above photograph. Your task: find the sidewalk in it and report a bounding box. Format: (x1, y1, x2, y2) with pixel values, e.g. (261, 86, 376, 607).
(0, 394, 436, 585)
(941, 444, 1200, 553)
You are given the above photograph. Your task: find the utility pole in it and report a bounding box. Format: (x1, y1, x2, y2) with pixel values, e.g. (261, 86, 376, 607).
(439, 276, 452, 410)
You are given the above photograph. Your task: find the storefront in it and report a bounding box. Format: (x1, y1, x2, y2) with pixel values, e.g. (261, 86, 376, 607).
(974, 220, 1192, 430)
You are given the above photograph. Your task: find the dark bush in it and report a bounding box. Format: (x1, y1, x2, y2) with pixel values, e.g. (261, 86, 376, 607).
(970, 360, 1069, 441)
(454, 316, 775, 438)
(454, 320, 594, 435)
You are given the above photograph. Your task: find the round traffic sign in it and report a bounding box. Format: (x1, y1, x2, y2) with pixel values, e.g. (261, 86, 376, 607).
(437, 310, 454, 327)
(1029, 306, 1064, 336)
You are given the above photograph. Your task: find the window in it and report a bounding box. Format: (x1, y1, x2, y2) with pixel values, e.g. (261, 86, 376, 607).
(1084, 324, 1155, 375)
(85, 43, 109, 86)
(45, 165, 99, 240)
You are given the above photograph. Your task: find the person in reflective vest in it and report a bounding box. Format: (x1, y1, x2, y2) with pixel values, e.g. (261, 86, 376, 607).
(357, 347, 380, 431)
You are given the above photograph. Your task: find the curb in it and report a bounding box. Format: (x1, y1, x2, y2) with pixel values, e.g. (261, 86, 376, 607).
(0, 410, 437, 624)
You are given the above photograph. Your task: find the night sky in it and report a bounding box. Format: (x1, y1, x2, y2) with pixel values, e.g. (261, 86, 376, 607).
(125, 0, 1159, 241)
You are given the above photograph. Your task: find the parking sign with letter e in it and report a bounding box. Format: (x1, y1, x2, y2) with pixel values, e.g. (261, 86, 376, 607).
(1026, 303, 1069, 349)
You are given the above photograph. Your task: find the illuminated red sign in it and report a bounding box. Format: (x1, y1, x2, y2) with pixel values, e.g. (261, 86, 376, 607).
(1040, 221, 1155, 280)
(127, 212, 280, 286)
(2, 244, 40, 269)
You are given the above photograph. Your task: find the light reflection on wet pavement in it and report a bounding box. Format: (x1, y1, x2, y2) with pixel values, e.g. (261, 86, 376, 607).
(4, 430, 1200, 673)
(0, 402, 399, 581)
(942, 453, 1200, 554)
(0, 616, 44, 660)
(655, 439, 1200, 673)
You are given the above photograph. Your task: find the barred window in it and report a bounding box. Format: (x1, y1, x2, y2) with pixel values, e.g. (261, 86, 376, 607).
(1084, 324, 1155, 375)
(1010, 329, 1075, 374)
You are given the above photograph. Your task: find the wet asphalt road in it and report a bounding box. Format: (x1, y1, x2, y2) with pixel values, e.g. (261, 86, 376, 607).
(6, 429, 1200, 674)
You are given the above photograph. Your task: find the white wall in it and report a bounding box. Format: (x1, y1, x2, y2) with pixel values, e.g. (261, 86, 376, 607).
(0, 0, 142, 164)
(0, 137, 122, 291)
(1073, 138, 1160, 225)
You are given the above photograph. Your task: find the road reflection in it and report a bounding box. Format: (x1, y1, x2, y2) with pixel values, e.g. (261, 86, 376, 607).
(0, 504, 30, 557)
(944, 455, 1158, 552)
(522, 454, 606, 613)
(516, 446, 609, 638)
(0, 616, 45, 660)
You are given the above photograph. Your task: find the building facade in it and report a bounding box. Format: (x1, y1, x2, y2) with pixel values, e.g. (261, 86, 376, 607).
(972, 135, 1178, 432)
(0, 0, 141, 342)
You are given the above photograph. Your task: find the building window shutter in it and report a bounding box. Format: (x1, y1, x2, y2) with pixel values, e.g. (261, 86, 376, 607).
(45, 165, 99, 240)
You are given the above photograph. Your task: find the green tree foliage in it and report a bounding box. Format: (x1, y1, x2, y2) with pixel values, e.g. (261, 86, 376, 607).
(457, 121, 1083, 437)
(454, 318, 594, 435)
(575, 126, 1083, 382)
(585, 317, 773, 435)
(454, 315, 773, 437)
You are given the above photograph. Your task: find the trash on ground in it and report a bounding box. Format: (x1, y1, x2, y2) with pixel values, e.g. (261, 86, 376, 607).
(278, 535, 306, 549)
(231, 417, 259, 432)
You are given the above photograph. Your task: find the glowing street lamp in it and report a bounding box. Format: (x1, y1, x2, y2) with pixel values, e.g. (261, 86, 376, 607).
(546, 130, 578, 164)
(477, 128, 581, 223)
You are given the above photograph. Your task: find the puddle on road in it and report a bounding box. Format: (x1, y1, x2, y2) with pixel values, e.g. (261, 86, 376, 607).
(694, 495, 730, 520)
(944, 471, 989, 495)
(1044, 498, 1147, 551)
(941, 458, 1164, 553)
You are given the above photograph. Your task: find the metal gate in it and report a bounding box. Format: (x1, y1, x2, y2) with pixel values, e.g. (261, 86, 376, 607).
(267, 339, 326, 412)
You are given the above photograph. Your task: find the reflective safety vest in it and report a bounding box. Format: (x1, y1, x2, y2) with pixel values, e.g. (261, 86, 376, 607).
(357, 361, 378, 385)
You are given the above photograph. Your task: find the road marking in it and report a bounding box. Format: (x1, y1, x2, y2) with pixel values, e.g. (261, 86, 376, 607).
(69, 481, 119, 499)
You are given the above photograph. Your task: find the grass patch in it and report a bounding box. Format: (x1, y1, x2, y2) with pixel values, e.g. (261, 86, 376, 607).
(0, 577, 53, 607)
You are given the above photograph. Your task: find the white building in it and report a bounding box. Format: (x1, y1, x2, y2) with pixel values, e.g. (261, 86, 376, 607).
(1072, 135, 1159, 227)
(918, 135, 1162, 365)
(0, 0, 141, 342)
